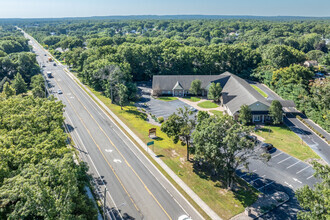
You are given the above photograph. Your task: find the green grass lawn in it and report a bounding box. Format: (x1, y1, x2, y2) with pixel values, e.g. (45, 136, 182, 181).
(183, 97, 201, 102)
(197, 101, 219, 109)
(210, 110, 223, 117)
(256, 125, 320, 161)
(81, 85, 258, 220)
(251, 85, 268, 98)
(156, 96, 178, 101)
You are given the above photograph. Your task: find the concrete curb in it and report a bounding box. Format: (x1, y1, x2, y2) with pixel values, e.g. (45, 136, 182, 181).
(65, 68, 222, 220)
(26, 30, 222, 220)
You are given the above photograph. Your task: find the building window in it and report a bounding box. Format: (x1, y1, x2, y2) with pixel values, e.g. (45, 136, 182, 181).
(168, 91, 171, 94)
(254, 115, 261, 121)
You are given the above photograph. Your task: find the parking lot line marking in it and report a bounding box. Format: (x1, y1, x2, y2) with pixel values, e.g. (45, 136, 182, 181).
(286, 161, 300, 169)
(284, 181, 294, 188)
(293, 178, 302, 184)
(272, 152, 283, 158)
(239, 172, 249, 178)
(306, 175, 314, 180)
(296, 166, 310, 174)
(250, 175, 265, 183)
(257, 181, 274, 190)
(278, 157, 291, 164)
(252, 169, 257, 172)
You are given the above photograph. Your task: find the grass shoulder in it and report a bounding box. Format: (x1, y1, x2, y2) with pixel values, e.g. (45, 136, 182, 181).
(256, 124, 320, 161)
(197, 100, 219, 109)
(81, 85, 258, 220)
(251, 85, 268, 98)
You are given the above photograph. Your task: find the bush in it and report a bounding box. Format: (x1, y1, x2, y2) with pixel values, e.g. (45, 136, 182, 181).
(157, 116, 164, 123)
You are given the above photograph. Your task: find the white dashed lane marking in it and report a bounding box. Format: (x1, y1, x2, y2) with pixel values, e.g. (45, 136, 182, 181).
(113, 159, 122, 163)
(105, 149, 113, 153)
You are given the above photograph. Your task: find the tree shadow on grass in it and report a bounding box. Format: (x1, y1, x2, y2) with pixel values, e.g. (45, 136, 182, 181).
(125, 109, 147, 121)
(192, 159, 259, 207)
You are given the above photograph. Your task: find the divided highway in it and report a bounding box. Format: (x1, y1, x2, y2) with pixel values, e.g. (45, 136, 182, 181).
(22, 29, 203, 220)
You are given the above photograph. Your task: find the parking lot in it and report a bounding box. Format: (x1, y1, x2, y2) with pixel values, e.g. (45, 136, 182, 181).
(136, 85, 192, 119)
(237, 148, 318, 193)
(236, 147, 319, 219)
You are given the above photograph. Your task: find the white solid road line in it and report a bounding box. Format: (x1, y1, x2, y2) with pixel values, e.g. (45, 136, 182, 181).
(278, 157, 291, 164)
(272, 152, 283, 158)
(286, 161, 300, 169)
(296, 166, 310, 174)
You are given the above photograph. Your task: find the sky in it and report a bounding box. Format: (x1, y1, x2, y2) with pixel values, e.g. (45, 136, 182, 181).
(0, 0, 329, 18)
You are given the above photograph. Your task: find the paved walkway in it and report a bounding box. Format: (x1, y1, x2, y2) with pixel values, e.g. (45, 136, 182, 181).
(65, 70, 222, 220)
(178, 97, 224, 115)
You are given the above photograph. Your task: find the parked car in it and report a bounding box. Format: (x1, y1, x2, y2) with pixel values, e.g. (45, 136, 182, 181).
(260, 143, 274, 152)
(57, 89, 63, 94)
(53, 63, 57, 66)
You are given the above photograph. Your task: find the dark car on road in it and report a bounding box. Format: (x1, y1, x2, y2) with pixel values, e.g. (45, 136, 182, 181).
(53, 63, 57, 66)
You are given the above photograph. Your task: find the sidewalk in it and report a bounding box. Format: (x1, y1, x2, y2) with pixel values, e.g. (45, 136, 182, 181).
(63, 69, 222, 220)
(178, 97, 224, 115)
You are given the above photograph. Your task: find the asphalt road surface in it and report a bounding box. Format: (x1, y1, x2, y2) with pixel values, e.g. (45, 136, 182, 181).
(22, 29, 203, 220)
(250, 82, 330, 164)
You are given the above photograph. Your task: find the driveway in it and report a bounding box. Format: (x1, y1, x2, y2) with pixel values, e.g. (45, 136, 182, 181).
(248, 81, 330, 164)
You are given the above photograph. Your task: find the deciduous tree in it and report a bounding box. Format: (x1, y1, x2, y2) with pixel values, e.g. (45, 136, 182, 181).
(161, 106, 196, 160)
(207, 82, 222, 103)
(238, 104, 252, 125)
(269, 100, 283, 124)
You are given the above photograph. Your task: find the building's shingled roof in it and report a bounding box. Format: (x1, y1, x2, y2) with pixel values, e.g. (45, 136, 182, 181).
(152, 73, 231, 91)
(152, 72, 286, 114)
(220, 72, 270, 114)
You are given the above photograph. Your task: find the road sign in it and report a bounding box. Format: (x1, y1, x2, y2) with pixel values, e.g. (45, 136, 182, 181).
(147, 141, 154, 146)
(149, 128, 157, 138)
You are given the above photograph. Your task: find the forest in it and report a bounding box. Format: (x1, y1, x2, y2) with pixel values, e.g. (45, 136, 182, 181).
(0, 26, 97, 219)
(18, 18, 330, 132)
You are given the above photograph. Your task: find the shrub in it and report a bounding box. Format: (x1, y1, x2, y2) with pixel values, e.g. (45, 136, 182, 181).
(157, 116, 164, 123)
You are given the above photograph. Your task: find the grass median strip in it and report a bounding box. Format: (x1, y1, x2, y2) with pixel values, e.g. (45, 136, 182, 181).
(74, 81, 258, 220)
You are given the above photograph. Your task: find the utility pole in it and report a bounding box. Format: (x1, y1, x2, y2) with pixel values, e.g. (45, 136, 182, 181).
(103, 187, 107, 220)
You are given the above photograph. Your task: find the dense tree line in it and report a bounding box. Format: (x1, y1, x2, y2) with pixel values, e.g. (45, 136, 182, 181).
(0, 28, 40, 93)
(0, 94, 97, 219)
(20, 18, 330, 131)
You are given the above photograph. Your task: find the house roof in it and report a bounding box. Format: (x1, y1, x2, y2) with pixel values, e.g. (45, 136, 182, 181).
(152, 72, 294, 115)
(152, 73, 231, 91)
(220, 72, 270, 114)
(173, 81, 184, 90)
